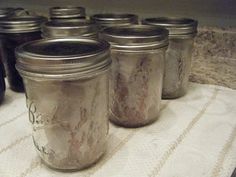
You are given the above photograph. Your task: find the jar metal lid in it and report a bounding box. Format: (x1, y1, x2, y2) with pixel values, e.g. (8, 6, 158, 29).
(100, 25, 168, 50)
(0, 12, 47, 33)
(41, 19, 98, 38)
(16, 38, 111, 79)
(91, 13, 138, 27)
(49, 6, 86, 19)
(142, 17, 198, 37)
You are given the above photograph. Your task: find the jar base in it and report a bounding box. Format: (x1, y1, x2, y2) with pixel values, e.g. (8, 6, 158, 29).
(40, 150, 106, 172)
(109, 112, 159, 128)
(162, 91, 187, 99)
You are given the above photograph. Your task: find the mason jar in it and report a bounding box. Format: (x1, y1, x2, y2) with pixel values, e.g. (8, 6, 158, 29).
(0, 7, 18, 78)
(16, 38, 111, 171)
(0, 59, 5, 104)
(0, 14, 47, 92)
(49, 6, 86, 21)
(101, 25, 168, 127)
(91, 13, 138, 29)
(41, 19, 98, 39)
(143, 17, 198, 98)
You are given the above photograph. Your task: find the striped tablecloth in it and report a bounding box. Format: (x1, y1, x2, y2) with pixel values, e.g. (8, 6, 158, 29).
(0, 83, 236, 177)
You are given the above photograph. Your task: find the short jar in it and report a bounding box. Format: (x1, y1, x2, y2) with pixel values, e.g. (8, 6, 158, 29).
(143, 17, 198, 98)
(0, 14, 47, 92)
(49, 6, 86, 21)
(91, 13, 138, 29)
(41, 19, 98, 39)
(16, 38, 111, 171)
(0, 59, 5, 103)
(101, 25, 168, 127)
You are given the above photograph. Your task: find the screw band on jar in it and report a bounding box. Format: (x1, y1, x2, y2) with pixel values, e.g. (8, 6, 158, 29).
(142, 17, 198, 38)
(49, 6, 86, 20)
(91, 13, 138, 28)
(16, 38, 111, 80)
(41, 19, 98, 39)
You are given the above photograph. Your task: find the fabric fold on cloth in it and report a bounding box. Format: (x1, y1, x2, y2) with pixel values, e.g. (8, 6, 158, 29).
(0, 83, 235, 177)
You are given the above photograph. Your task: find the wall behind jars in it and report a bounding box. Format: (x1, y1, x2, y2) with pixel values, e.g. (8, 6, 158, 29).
(0, 0, 235, 27)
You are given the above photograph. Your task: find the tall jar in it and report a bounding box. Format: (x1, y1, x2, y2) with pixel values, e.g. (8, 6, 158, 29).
(91, 13, 138, 29)
(49, 6, 86, 21)
(143, 17, 198, 98)
(16, 38, 111, 171)
(41, 19, 98, 39)
(101, 25, 168, 127)
(0, 14, 47, 92)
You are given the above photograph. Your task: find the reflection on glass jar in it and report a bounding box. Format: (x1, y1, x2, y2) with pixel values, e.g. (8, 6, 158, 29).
(16, 38, 111, 171)
(0, 12, 47, 92)
(101, 25, 168, 127)
(143, 17, 198, 99)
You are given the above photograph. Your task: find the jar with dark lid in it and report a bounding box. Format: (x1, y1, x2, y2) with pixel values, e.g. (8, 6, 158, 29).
(0, 7, 21, 77)
(42, 19, 98, 39)
(0, 12, 47, 92)
(0, 59, 5, 104)
(101, 25, 168, 127)
(16, 38, 111, 170)
(143, 17, 198, 98)
(91, 13, 138, 29)
(49, 6, 86, 21)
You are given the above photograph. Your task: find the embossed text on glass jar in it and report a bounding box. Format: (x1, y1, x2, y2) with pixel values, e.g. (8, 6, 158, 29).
(16, 38, 111, 171)
(143, 17, 198, 98)
(101, 25, 168, 127)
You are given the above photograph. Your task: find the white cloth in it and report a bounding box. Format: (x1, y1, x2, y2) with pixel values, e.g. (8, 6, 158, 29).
(0, 83, 235, 177)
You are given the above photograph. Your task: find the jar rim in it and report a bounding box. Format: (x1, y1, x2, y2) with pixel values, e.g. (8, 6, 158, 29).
(100, 25, 169, 50)
(0, 15, 47, 33)
(142, 17, 198, 36)
(41, 19, 98, 38)
(16, 38, 111, 79)
(49, 6, 86, 19)
(91, 13, 138, 25)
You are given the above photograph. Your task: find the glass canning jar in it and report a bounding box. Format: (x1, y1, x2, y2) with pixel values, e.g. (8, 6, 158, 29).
(41, 19, 98, 39)
(0, 14, 47, 92)
(49, 6, 86, 21)
(91, 13, 138, 29)
(16, 38, 111, 171)
(101, 25, 168, 127)
(143, 17, 198, 99)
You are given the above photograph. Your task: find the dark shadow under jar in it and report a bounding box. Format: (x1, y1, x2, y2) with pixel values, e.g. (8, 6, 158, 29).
(0, 13, 47, 92)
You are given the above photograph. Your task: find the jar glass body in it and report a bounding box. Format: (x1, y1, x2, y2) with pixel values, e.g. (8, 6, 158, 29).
(0, 31, 41, 92)
(22, 72, 109, 170)
(0, 59, 5, 103)
(162, 37, 194, 99)
(109, 49, 165, 127)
